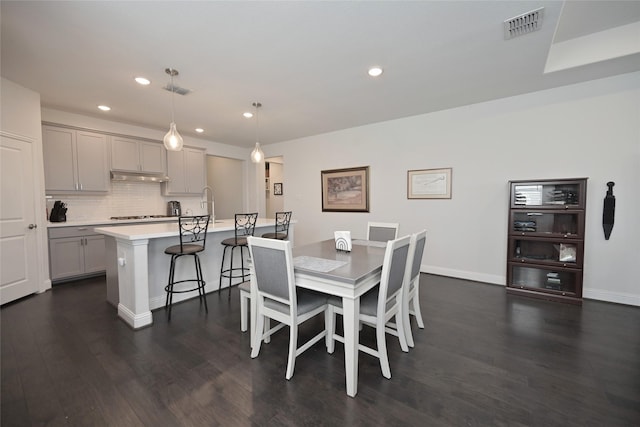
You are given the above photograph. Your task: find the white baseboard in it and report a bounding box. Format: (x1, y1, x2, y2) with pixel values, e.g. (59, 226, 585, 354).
(583, 289, 640, 307)
(422, 264, 504, 286)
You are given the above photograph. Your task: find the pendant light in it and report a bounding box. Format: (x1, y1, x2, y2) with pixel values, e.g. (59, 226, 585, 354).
(250, 102, 264, 163)
(163, 68, 184, 151)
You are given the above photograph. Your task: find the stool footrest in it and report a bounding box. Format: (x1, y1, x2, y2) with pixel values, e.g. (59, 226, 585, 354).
(164, 279, 206, 294)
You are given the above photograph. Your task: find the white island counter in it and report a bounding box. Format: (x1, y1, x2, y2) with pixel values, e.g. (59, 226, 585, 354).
(95, 218, 293, 329)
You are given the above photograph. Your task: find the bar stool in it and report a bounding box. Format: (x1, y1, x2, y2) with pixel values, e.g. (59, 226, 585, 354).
(219, 213, 258, 297)
(261, 211, 292, 240)
(164, 215, 210, 320)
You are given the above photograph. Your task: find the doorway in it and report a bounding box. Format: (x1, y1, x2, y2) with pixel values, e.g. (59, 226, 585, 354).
(206, 155, 243, 220)
(265, 157, 284, 218)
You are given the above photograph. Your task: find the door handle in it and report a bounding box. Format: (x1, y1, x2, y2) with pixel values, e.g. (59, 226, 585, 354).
(28, 223, 37, 229)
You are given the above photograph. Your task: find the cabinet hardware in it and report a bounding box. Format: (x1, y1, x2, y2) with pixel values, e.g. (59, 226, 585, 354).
(28, 223, 37, 229)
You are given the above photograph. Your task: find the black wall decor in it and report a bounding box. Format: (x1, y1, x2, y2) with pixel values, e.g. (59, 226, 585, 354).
(602, 181, 615, 240)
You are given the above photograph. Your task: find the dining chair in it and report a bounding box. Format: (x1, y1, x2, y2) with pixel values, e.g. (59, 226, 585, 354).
(248, 236, 328, 380)
(219, 212, 258, 297)
(163, 215, 210, 320)
(386, 230, 427, 347)
(326, 234, 411, 379)
(404, 230, 427, 347)
(367, 222, 399, 242)
(261, 211, 292, 240)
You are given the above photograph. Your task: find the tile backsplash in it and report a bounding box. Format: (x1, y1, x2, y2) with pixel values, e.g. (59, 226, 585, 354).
(47, 182, 204, 221)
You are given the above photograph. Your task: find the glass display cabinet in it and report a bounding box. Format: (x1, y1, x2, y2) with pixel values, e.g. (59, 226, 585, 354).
(506, 178, 587, 304)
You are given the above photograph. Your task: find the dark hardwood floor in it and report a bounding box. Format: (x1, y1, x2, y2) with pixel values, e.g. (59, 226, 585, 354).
(2, 274, 639, 426)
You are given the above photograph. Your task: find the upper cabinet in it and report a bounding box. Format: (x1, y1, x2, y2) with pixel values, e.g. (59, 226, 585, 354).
(42, 125, 109, 194)
(111, 136, 166, 174)
(163, 147, 206, 195)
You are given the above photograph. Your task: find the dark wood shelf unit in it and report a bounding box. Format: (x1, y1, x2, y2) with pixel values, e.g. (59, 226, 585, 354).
(506, 178, 587, 305)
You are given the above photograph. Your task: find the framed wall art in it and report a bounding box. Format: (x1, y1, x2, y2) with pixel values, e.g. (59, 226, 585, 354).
(321, 166, 369, 212)
(273, 182, 283, 195)
(407, 168, 452, 199)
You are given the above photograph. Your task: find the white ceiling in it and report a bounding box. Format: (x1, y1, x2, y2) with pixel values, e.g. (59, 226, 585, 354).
(2, 1, 639, 148)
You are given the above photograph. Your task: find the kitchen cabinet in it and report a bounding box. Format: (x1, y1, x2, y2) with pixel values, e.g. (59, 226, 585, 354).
(42, 125, 109, 193)
(48, 227, 106, 282)
(506, 178, 587, 305)
(163, 146, 206, 195)
(111, 136, 166, 174)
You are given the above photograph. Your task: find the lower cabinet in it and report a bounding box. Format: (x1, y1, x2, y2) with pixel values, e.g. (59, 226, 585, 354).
(48, 227, 106, 282)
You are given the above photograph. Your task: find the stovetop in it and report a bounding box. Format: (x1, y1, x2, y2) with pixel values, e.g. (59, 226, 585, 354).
(110, 215, 172, 220)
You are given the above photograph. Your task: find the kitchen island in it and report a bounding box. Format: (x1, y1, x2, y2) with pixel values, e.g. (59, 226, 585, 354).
(95, 218, 294, 329)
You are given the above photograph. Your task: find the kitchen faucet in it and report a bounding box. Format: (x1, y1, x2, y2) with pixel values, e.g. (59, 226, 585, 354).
(200, 186, 215, 222)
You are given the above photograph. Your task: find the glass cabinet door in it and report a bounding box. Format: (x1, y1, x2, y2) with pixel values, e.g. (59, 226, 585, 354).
(509, 237, 583, 268)
(511, 180, 585, 209)
(510, 211, 584, 238)
(509, 265, 581, 297)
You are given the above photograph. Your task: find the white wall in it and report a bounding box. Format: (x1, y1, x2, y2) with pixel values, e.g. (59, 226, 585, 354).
(263, 72, 640, 306)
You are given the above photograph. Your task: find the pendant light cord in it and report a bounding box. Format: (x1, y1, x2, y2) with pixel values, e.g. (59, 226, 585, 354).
(170, 69, 176, 123)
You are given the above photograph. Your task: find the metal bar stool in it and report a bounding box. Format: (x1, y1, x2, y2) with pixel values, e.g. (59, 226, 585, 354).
(164, 215, 210, 320)
(219, 212, 258, 298)
(261, 211, 292, 240)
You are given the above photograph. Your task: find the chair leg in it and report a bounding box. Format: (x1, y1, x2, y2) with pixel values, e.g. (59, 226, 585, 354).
(251, 304, 264, 358)
(396, 308, 409, 353)
(404, 291, 415, 348)
(240, 291, 248, 332)
(376, 320, 391, 379)
(413, 286, 425, 329)
(326, 306, 336, 354)
(285, 323, 298, 380)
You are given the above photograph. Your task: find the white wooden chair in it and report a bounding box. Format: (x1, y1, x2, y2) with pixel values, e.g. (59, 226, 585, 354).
(248, 236, 328, 380)
(398, 230, 427, 347)
(367, 222, 399, 242)
(326, 235, 411, 379)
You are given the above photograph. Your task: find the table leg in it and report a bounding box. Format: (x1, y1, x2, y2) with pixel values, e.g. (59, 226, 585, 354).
(250, 268, 257, 349)
(342, 296, 360, 397)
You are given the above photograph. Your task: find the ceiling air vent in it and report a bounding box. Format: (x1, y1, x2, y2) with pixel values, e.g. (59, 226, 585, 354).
(163, 83, 192, 96)
(504, 7, 544, 40)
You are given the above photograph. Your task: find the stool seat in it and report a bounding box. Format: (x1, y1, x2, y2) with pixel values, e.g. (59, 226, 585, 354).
(221, 236, 248, 246)
(164, 215, 210, 320)
(260, 232, 287, 240)
(164, 244, 205, 255)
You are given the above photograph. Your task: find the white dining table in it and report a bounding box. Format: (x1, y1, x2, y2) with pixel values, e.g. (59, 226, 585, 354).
(250, 238, 386, 397)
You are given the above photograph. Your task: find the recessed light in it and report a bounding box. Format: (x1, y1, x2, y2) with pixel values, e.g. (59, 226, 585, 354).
(98, 105, 111, 111)
(135, 77, 151, 85)
(195, 128, 204, 133)
(368, 67, 383, 77)
(243, 112, 253, 118)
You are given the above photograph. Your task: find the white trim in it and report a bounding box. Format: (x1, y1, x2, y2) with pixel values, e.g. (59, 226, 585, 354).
(583, 289, 640, 307)
(421, 264, 505, 286)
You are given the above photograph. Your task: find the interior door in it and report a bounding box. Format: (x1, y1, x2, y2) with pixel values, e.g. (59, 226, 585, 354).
(1, 135, 39, 304)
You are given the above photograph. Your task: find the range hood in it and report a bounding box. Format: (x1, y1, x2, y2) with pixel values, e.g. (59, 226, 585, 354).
(110, 171, 170, 182)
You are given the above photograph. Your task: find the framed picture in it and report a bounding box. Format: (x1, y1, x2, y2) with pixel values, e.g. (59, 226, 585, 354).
(407, 168, 452, 199)
(321, 166, 369, 212)
(273, 182, 283, 195)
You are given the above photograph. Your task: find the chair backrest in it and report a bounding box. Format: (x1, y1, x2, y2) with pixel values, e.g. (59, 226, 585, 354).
(178, 215, 210, 251)
(234, 212, 259, 242)
(367, 222, 400, 242)
(247, 236, 296, 308)
(407, 230, 427, 285)
(274, 211, 292, 236)
(377, 235, 411, 315)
